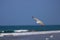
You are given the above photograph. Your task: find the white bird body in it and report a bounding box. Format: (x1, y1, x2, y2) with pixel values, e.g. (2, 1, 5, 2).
(32, 16, 45, 26)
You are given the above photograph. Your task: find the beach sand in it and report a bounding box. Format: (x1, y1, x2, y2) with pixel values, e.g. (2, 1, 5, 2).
(0, 31, 60, 40)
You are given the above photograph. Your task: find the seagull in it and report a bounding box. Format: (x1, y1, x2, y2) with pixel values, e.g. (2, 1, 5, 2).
(32, 16, 45, 26)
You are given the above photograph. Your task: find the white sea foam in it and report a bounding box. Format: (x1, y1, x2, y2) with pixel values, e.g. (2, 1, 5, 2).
(0, 30, 60, 37)
(14, 30, 29, 33)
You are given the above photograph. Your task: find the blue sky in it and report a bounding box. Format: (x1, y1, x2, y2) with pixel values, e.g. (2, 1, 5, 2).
(0, 0, 60, 25)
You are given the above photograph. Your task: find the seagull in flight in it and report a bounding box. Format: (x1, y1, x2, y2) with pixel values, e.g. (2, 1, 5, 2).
(32, 16, 45, 26)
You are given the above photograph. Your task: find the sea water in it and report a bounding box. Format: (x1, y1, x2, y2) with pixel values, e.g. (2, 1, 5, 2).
(0, 25, 60, 31)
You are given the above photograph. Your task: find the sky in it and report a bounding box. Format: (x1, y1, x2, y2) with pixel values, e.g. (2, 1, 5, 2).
(0, 0, 60, 25)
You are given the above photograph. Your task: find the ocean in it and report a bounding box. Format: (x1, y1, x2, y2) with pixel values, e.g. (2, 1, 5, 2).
(0, 25, 60, 40)
(0, 25, 60, 31)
